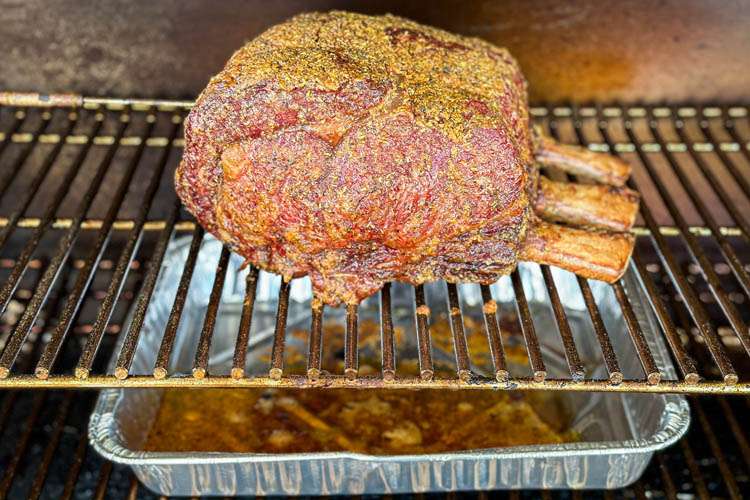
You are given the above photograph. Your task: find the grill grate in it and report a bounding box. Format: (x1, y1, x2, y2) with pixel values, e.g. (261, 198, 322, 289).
(0, 94, 747, 392)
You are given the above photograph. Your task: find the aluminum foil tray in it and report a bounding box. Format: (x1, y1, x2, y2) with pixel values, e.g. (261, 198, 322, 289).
(90, 236, 690, 495)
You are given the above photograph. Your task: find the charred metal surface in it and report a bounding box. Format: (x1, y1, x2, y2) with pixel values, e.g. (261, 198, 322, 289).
(1, 0, 749, 104)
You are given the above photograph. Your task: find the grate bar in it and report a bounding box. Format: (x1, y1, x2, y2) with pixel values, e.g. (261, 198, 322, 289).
(344, 304, 359, 379)
(446, 283, 472, 380)
(0, 110, 51, 202)
(27, 113, 130, 378)
(0, 109, 25, 158)
(413, 284, 434, 380)
(647, 118, 750, 298)
(379, 283, 396, 381)
(93, 461, 113, 500)
(269, 279, 291, 380)
(0, 111, 145, 378)
(0, 391, 46, 498)
(547, 120, 622, 383)
(613, 282, 661, 384)
(624, 118, 750, 360)
(0, 111, 77, 251)
(192, 246, 231, 378)
(699, 113, 750, 200)
(632, 254, 699, 382)
(717, 397, 750, 471)
(60, 426, 89, 500)
(692, 397, 742, 500)
(115, 201, 181, 379)
(596, 120, 738, 385)
(577, 277, 622, 383)
(655, 453, 678, 500)
(679, 439, 711, 500)
(673, 116, 750, 240)
(153, 226, 204, 378)
(540, 266, 585, 381)
(27, 391, 75, 500)
(479, 284, 509, 381)
(307, 297, 325, 380)
(231, 266, 259, 379)
(76, 113, 180, 378)
(511, 271, 546, 381)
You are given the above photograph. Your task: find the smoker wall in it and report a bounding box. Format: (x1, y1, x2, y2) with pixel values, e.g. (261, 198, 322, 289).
(0, 0, 748, 104)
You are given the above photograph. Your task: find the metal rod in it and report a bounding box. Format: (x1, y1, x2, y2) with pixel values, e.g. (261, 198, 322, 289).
(0, 110, 135, 378)
(612, 282, 661, 384)
(60, 427, 89, 500)
(717, 397, 750, 471)
(648, 118, 750, 297)
(547, 118, 620, 383)
(413, 284, 434, 381)
(0, 373, 748, 392)
(692, 397, 742, 500)
(0, 109, 51, 202)
(511, 270, 546, 381)
(76, 113, 180, 378)
(596, 115, 738, 385)
(446, 283, 472, 381)
(0, 109, 26, 158)
(379, 283, 396, 381)
(699, 113, 750, 200)
(231, 266, 259, 379)
(655, 453, 678, 500)
(0, 110, 78, 251)
(673, 114, 750, 240)
(480, 284, 509, 382)
(679, 439, 710, 500)
(27, 391, 75, 500)
(540, 266, 585, 381)
(0, 391, 47, 498)
(192, 246, 231, 378)
(115, 201, 181, 379)
(632, 254, 699, 382)
(92, 461, 113, 500)
(307, 297, 324, 380)
(269, 279, 291, 381)
(344, 303, 359, 379)
(625, 116, 750, 361)
(153, 227, 204, 378)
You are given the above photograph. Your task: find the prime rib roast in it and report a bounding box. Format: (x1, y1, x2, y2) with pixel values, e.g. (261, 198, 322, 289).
(175, 11, 639, 306)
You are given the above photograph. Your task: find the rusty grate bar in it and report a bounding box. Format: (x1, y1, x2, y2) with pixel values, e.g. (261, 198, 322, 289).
(540, 266, 585, 381)
(269, 279, 291, 381)
(231, 266, 259, 379)
(0, 103, 746, 391)
(192, 246, 231, 379)
(379, 283, 396, 381)
(479, 284, 508, 382)
(153, 227, 204, 379)
(413, 284, 434, 381)
(307, 297, 325, 380)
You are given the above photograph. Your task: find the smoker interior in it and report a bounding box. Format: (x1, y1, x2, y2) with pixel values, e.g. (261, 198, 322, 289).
(0, 103, 747, 496)
(1, 1, 750, 496)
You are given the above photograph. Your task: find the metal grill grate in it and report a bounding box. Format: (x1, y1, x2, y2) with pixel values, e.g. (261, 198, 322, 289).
(0, 94, 747, 392)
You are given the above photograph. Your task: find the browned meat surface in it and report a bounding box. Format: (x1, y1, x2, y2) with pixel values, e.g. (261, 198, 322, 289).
(175, 11, 639, 305)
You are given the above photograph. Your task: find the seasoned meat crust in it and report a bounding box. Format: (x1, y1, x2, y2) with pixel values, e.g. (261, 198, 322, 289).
(175, 11, 633, 305)
(176, 11, 536, 305)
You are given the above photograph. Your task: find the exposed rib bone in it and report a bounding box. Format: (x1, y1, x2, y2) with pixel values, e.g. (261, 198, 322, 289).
(520, 219, 635, 283)
(535, 130, 630, 186)
(535, 176, 640, 232)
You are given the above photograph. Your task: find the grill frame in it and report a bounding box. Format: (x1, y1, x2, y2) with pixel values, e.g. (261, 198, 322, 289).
(0, 94, 747, 392)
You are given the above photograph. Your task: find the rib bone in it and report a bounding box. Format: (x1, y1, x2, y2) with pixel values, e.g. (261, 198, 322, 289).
(535, 176, 640, 232)
(520, 219, 635, 283)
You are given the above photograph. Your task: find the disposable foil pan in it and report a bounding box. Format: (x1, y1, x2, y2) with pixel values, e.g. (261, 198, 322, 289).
(90, 236, 690, 495)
